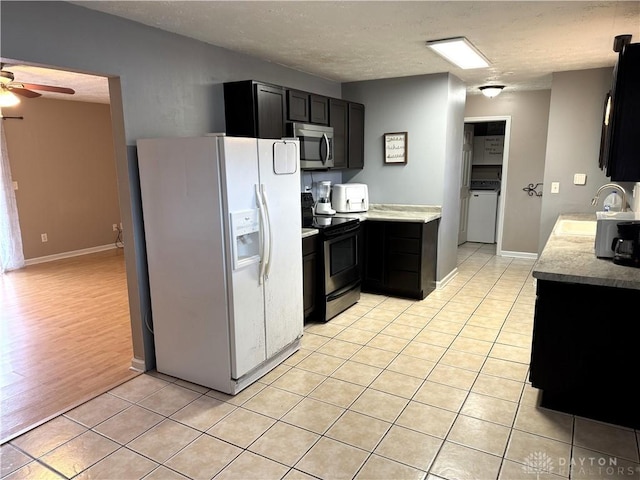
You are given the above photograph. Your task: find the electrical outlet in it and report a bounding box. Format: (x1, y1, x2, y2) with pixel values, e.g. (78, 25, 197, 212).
(41, 233, 48, 242)
(113, 224, 119, 232)
(551, 182, 560, 194)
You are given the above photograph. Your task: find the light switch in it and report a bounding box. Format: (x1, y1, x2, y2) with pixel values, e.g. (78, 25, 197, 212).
(13, 181, 18, 190)
(551, 182, 560, 194)
(573, 173, 587, 185)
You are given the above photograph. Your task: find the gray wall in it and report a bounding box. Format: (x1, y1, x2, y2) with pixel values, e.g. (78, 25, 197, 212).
(342, 73, 466, 282)
(1, 1, 342, 369)
(465, 90, 551, 254)
(539, 67, 629, 251)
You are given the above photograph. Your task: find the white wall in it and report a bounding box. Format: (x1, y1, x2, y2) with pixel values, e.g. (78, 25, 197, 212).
(342, 73, 466, 282)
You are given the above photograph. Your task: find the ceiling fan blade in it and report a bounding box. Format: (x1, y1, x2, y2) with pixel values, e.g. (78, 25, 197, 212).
(10, 87, 42, 98)
(20, 83, 75, 95)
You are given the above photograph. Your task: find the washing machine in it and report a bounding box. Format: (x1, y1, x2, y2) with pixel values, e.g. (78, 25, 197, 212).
(467, 181, 500, 243)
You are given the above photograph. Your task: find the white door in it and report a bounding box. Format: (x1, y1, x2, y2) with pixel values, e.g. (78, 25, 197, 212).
(458, 124, 474, 245)
(218, 137, 267, 379)
(257, 139, 304, 358)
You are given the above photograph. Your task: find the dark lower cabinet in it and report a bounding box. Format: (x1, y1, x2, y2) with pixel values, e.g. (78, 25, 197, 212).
(529, 280, 640, 429)
(363, 220, 438, 300)
(302, 235, 319, 320)
(223, 80, 285, 139)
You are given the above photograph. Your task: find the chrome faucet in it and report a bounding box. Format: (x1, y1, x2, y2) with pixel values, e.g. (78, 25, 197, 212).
(591, 183, 628, 212)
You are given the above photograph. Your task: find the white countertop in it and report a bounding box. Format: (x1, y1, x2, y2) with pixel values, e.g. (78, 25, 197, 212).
(301, 203, 441, 238)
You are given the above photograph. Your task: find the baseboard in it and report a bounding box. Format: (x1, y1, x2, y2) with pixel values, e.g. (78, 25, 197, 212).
(498, 249, 539, 260)
(25, 244, 118, 266)
(130, 357, 146, 372)
(437, 267, 458, 289)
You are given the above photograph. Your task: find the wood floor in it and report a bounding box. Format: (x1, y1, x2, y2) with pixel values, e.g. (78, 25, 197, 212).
(0, 249, 139, 444)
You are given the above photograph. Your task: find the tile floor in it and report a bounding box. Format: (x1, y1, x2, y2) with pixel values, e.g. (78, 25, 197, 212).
(2, 243, 639, 480)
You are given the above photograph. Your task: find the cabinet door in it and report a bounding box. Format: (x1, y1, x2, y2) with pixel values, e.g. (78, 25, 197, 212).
(302, 236, 318, 319)
(287, 89, 309, 122)
(255, 83, 285, 139)
(363, 221, 386, 291)
(348, 102, 365, 169)
(310, 94, 329, 125)
(329, 98, 348, 169)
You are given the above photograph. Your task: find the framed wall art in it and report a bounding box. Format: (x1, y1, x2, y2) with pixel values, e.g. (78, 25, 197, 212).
(384, 132, 407, 164)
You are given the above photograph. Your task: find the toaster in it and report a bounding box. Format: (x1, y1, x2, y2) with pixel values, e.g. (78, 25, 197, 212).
(332, 183, 369, 213)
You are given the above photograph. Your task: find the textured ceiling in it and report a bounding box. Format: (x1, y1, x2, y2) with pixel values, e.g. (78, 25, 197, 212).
(3, 1, 639, 103)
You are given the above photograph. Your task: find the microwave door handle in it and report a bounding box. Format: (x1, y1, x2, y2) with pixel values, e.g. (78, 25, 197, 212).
(321, 133, 329, 165)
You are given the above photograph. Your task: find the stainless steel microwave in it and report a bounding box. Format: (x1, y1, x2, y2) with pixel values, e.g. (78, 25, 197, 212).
(287, 123, 334, 170)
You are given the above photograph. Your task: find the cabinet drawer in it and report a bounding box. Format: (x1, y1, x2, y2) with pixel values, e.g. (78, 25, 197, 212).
(387, 222, 421, 239)
(387, 253, 419, 272)
(388, 237, 420, 254)
(302, 235, 318, 256)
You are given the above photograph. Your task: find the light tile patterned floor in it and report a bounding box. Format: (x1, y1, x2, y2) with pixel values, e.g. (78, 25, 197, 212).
(2, 243, 639, 480)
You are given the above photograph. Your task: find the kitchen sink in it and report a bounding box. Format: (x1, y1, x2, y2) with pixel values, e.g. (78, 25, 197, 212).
(556, 219, 597, 236)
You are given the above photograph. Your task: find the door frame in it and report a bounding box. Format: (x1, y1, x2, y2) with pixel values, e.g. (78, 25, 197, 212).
(463, 115, 512, 255)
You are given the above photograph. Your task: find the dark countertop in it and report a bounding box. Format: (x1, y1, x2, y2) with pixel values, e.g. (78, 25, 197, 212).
(532, 213, 640, 290)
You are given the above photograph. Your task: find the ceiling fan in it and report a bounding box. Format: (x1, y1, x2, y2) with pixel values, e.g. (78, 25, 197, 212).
(0, 64, 75, 100)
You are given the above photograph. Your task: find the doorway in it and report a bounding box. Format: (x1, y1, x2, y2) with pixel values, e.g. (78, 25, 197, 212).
(459, 116, 512, 255)
(0, 60, 137, 442)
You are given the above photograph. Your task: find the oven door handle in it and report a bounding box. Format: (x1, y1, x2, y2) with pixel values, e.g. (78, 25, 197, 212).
(260, 184, 274, 280)
(327, 280, 361, 302)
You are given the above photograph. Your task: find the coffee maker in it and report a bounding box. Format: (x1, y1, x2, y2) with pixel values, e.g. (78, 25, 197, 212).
(315, 180, 336, 215)
(612, 221, 640, 268)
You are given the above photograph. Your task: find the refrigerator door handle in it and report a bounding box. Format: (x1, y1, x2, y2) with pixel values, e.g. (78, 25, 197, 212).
(255, 183, 268, 284)
(260, 184, 274, 280)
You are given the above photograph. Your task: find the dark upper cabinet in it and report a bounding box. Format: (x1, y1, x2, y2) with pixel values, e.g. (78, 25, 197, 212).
(348, 102, 365, 170)
(223, 80, 363, 165)
(287, 89, 309, 122)
(329, 98, 348, 169)
(223, 80, 285, 139)
(604, 43, 640, 181)
(329, 99, 365, 170)
(309, 94, 329, 125)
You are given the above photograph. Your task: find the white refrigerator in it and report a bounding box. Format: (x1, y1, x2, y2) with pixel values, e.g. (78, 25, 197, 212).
(137, 135, 303, 394)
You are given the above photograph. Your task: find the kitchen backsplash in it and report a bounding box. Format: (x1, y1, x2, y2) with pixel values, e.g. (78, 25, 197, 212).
(300, 170, 343, 200)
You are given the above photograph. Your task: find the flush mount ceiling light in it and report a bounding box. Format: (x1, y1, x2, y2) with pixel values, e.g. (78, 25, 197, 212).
(426, 37, 490, 69)
(479, 85, 505, 98)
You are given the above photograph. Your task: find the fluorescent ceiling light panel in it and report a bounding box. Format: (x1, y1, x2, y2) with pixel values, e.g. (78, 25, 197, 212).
(427, 37, 490, 69)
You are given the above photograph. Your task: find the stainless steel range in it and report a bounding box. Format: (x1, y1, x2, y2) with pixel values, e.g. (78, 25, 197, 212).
(302, 193, 361, 321)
